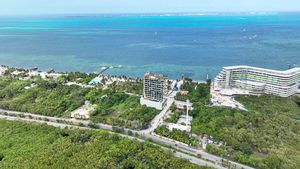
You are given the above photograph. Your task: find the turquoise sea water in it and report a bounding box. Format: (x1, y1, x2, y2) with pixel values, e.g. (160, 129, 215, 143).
(0, 13, 300, 80)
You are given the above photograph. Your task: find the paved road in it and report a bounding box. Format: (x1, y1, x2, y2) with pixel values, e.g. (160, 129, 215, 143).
(140, 98, 174, 134)
(0, 113, 223, 169)
(0, 109, 254, 169)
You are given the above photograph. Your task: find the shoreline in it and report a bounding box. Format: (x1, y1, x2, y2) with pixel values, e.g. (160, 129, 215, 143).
(0, 64, 209, 83)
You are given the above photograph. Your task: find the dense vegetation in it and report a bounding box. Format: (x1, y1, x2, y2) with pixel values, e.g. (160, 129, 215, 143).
(164, 111, 182, 123)
(0, 120, 209, 169)
(175, 79, 210, 103)
(58, 72, 97, 84)
(156, 77, 300, 168)
(191, 95, 300, 169)
(86, 89, 159, 129)
(155, 125, 198, 146)
(59, 72, 143, 95)
(0, 77, 158, 129)
(111, 81, 143, 95)
(156, 80, 210, 147)
(0, 77, 88, 116)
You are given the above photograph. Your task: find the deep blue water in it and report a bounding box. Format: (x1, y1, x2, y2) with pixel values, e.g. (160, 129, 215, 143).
(0, 13, 300, 80)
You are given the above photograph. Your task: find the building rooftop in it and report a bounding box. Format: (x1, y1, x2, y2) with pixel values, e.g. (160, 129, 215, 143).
(223, 65, 300, 76)
(144, 73, 167, 80)
(88, 77, 103, 85)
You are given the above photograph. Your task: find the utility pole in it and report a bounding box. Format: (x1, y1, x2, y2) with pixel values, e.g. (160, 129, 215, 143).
(186, 99, 190, 128)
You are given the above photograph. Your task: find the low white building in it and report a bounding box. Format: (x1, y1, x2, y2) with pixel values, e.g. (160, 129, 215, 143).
(140, 97, 166, 110)
(166, 123, 191, 132)
(174, 100, 193, 110)
(11, 70, 24, 76)
(28, 70, 39, 77)
(0, 66, 7, 76)
(165, 114, 192, 132)
(40, 72, 62, 80)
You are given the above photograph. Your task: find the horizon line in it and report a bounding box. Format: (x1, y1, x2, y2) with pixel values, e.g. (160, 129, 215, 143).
(0, 10, 300, 18)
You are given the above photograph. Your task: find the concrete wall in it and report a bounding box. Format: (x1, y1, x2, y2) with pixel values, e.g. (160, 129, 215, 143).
(140, 97, 165, 110)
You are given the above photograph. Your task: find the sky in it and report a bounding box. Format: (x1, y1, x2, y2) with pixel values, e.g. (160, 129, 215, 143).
(0, 0, 300, 16)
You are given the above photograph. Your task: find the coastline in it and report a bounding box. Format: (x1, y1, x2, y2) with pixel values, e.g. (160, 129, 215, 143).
(1, 14, 300, 81)
(0, 63, 213, 82)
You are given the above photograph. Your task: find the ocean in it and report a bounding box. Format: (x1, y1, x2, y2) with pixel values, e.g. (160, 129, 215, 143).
(0, 13, 300, 80)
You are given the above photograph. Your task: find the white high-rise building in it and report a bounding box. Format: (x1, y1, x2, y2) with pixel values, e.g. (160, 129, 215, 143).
(214, 65, 300, 97)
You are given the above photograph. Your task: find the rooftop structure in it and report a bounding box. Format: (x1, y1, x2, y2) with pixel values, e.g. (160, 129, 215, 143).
(214, 65, 300, 97)
(88, 77, 103, 85)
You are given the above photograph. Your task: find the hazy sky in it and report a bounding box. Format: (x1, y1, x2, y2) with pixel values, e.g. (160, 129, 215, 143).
(0, 0, 300, 16)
